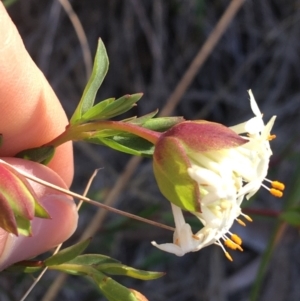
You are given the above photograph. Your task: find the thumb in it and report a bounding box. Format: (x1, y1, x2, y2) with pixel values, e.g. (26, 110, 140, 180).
(0, 158, 78, 271)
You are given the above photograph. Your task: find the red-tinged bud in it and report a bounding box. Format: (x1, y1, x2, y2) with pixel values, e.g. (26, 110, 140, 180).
(0, 160, 50, 236)
(153, 121, 247, 212)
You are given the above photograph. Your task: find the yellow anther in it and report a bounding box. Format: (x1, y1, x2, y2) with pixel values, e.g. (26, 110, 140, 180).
(231, 234, 242, 245)
(225, 252, 233, 262)
(192, 234, 200, 240)
(270, 188, 283, 197)
(271, 181, 285, 191)
(236, 218, 246, 227)
(267, 134, 276, 141)
(244, 214, 253, 222)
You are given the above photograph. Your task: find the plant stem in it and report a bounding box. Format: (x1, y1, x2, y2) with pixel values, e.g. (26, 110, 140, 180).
(46, 121, 161, 147)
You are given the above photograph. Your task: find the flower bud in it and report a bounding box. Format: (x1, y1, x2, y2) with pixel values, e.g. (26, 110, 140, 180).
(0, 160, 50, 236)
(153, 121, 247, 212)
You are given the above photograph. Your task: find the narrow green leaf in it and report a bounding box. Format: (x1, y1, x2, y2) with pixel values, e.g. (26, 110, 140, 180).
(133, 116, 185, 132)
(15, 216, 31, 236)
(97, 263, 165, 280)
(6, 264, 43, 273)
(80, 97, 115, 122)
(70, 39, 109, 124)
(67, 254, 120, 266)
(123, 109, 159, 124)
(34, 200, 51, 218)
(82, 93, 143, 121)
(91, 270, 139, 301)
(15, 146, 55, 165)
(45, 238, 91, 266)
(87, 136, 153, 157)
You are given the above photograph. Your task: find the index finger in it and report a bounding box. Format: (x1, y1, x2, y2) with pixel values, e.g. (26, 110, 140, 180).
(0, 3, 73, 186)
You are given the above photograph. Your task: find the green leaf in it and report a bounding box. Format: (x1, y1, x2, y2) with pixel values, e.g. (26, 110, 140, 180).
(34, 200, 51, 218)
(123, 109, 158, 124)
(15, 215, 31, 236)
(88, 136, 154, 157)
(91, 270, 139, 301)
(70, 39, 109, 124)
(15, 146, 55, 165)
(67, 254, 120, 266)
(279, 211, 300, 226)
(44, 238, 91, 266)
(81, 97, 115, 121)
(82, 93, 143, 121)
(134, 116, 185, 132)
(5, 263, 43, 273)
(97, 263, 165, 280)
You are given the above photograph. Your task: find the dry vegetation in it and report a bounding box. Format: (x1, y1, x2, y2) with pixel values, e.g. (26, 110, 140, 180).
(2, 0, 300, 300)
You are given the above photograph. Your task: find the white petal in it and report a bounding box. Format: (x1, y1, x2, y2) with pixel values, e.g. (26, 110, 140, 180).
(261, 116, 276, 140)
(171, 204, 186, 230)
(188, 166, 221, 186)
(248, 89, 262, 117)
(230, 121, 248, 134)
(244, 116, 264, 134)
(151, 241, 187, 256)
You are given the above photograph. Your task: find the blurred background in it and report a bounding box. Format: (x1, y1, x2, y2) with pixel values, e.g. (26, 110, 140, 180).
(2, 0, 300, 300)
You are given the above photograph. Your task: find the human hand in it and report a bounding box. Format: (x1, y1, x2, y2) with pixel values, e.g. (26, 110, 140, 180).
(0, 3, 78, 270)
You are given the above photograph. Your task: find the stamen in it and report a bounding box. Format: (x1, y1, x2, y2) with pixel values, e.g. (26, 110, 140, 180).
(215, 240, 233, 261)
(264, 179, 285, 191)
(240, 212, 253, 222)
(267, 134, 276, 140)
(236, 218, 246, 226)
(192, 234, 200, 240)
(262, 183, 283, 197)
(225, 252, 233, 262)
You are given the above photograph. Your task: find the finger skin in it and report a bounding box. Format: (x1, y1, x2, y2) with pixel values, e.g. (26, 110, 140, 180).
(0, 158, 78, 271)
(0, 3, 73, 186)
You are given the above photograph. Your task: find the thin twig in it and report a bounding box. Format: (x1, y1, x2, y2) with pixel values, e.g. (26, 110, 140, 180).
(15, 166, 175, 233)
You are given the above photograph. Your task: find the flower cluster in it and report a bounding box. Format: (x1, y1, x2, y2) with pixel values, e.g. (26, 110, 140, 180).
(152, 90, 284, 260)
